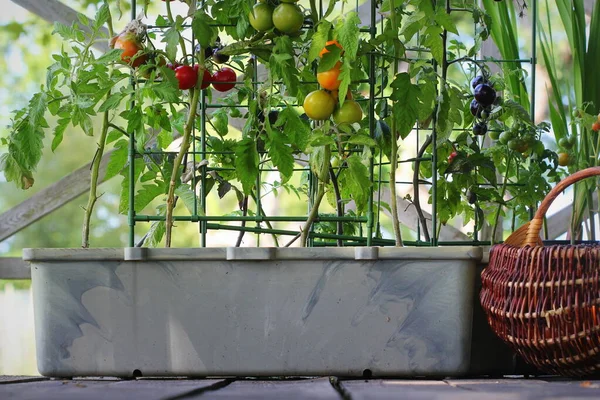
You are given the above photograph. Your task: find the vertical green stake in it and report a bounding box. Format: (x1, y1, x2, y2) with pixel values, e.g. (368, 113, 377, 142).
(128, 0, 137, 247)
(365, 0, 377, 247)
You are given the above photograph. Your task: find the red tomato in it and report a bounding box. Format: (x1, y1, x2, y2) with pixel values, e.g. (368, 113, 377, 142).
(175, 65, 198, 90)
(211, 67, 236, 92)
(193, 65, 212, 90)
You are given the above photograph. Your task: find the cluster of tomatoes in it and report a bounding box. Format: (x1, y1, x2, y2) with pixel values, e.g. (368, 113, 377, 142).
(248, 0, 305, 35)
(469, 75, 498, 137)
(302, 41, 363, 125)
(112, 30, 237, 92)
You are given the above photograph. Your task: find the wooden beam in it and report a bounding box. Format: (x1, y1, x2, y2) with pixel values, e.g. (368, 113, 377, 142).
(10, 0, 109, 51)
(0, 258, 31, 280)
(0, 154, 111, 243)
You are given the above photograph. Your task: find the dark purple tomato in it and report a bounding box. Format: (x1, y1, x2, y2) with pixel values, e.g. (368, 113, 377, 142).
(471, 75, 486, 90)
(474, 84, 497, 106)
(473, 122, 488, 136)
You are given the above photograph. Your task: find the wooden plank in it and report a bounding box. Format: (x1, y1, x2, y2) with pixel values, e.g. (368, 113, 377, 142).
(341, 380, 509, 400)
(9, 0, 109, 51)
(0, 376, 48, 385)
(0, 154, 111, 243)
(0, 378, 226, 400)
(197, 378, 340, 399)
(0, 258, 31, 280)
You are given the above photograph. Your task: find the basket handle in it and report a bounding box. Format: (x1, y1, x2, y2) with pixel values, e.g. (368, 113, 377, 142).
(525, 166, 600, 246)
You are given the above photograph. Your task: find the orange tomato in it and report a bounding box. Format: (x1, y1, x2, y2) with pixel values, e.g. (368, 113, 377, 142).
(114, 35, 147, 67)
(319, 40, 343, 58)
(317, 62, 342, 91)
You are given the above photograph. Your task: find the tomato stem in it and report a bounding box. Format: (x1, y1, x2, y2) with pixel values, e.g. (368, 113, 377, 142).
(300, 144, 331, 247)
(165, 88, 200, 247)
(388, 1, 403, 247)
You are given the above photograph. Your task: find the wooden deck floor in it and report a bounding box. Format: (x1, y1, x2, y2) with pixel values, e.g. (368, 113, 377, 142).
(2, 376, 600, 399)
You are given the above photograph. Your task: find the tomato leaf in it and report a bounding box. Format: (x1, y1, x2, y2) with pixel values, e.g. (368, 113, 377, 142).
(309, 21, 332, 61)
(424, 26, 444, 64)
(267, 128, 294, 183)
(105, 139, 129, 180)
(335, 12, 361, 60)
(162, 27, 180, 62)
(94, 4, 110, 32)
(151, 80, 180, 103)
(337, 62, 352, 108)
(192, 11, 216, 49)
(234, 137, 259, 194)
(134, 183, 166, 213)
(52, 22, 77, 41)
(98, 93, 124, 112)
(435, 8, 458, 34)
(279, 107, 310, 151)
(341, 155, 372, 214)
(51, 117, 71, 152)
(390, 73, 420, 139)
(347, 133, 377, 147)
(175, 184, 199, 214)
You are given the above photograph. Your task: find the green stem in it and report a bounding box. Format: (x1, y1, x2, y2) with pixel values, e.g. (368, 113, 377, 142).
(166, 0, 188, 59)
(81, 2, 115, 248)
(82, 93, 111, 248)
(165, 88, 201, 247)
(300, 144, 330, 247)
(491, 154, 512, 245)
(388, 1, 403, 247)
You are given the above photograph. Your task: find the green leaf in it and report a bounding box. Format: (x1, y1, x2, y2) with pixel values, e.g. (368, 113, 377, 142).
(424, 26, 444, 64)
(0, 153, 24, 187)
(279, 106, 310, 150)
(342, 155, 372, 214)
(347, 133, 377, 147)
(435, 8, 458, 34)
(435, 87, 451, 143)
(105, 139, 129, 180)
(309, 21, 332, 61)
(162, 28, 180, 61)
(337, 63, 352, 108)
(192, 11, 216, 48)
(51, 117, 71, 152)
(317, 47, 342, 72)
(14, 122, 43, 169)
(503, 99, 533, 125)
(96, 49, 123, 64)
(94, 3, 110, 31)
(98, 92, 124, 112)
(234, 137, 259, 194)
(267, 130, 294, 183)
(145, 219, 166, 247)
(134, 183, 165, 212)
(152, 80, 180, 102)
(175, 184, 199, 214)
(52, 22, 76, 41)
(390, 73, 420, 139)
(308, 133, 336, 147)
(335, 12, 361, 60)
(29, 92, 47, 127)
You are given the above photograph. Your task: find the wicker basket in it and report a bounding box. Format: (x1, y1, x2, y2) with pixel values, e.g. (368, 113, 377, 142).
(480, 167, 600, 377)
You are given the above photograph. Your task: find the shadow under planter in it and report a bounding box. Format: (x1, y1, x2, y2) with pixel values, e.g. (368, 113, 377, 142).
(24, 246, 482, 378)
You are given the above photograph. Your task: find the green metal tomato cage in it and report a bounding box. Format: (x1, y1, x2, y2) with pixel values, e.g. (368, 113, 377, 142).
(126, 0, 538, 248)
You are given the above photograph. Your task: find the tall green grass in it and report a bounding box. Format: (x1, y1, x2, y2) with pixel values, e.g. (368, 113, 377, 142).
(538, 0, 600, 239)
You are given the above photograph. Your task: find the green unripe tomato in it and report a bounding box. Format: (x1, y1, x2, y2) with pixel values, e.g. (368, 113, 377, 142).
(272, 3, 304, 35)
(488, 130, 500, 141)
(499, 131, 513, 145)
(507, 139, 519, 151)
(248, 3, 274, 32)
(559, 137, 574, 149)
(333, 100, 363, 125)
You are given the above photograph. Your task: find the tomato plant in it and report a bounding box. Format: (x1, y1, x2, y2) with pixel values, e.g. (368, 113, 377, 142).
(0, 0, 565, 250)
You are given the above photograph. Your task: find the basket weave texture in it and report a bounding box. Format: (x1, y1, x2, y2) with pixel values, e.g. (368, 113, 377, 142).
(480, 167, 600, 377)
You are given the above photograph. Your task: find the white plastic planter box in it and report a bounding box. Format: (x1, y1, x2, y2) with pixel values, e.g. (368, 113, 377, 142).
(25, 246, 482, 378)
